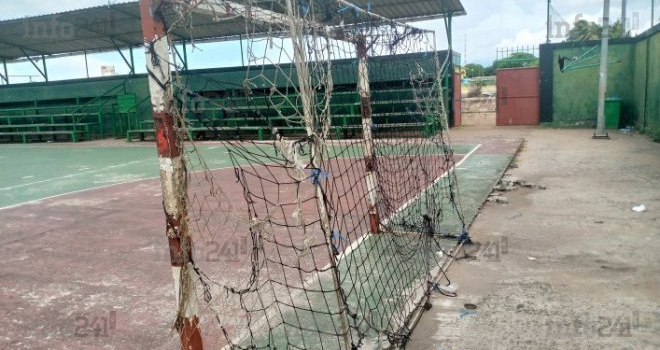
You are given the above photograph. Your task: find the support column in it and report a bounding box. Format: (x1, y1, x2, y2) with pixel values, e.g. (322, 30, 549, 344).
(1, 59, 7, 85)
(42, 55, 48, 82)
(595, 0, 610, 139)
(138, 1, 204, 349)
(182, 41, 188, 71)
(445, 13, 454, 129)
(129, 46, 136, 75)
(653, 0, 656, 27)
(239, 34, 245, 67)
(356, 36, 380, 234)
(84, 51, 90, 78)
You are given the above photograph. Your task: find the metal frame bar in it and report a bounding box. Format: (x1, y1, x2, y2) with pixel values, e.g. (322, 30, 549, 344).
(110, 37, 135, 74)
(84, 51, 90, 78)
(42, 55, 48, 82)
(129, 46, 135, 75)
(1, 59, 7, 84)
(0, 39, 48, 56)
(173, 42, 188, 71)
(19, 49, 48, 82)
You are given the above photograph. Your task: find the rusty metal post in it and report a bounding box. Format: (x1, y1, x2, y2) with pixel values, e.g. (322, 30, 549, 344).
(138, 1, 204, 349)
(356, 36, 380, 234)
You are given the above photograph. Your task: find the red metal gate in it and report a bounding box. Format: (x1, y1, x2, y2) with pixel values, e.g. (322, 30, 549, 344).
(452, 71, 462, 127)
(496, 67, 540, 126)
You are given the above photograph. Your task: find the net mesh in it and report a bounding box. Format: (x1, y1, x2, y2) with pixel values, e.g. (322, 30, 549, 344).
(156, 0, 466, 348)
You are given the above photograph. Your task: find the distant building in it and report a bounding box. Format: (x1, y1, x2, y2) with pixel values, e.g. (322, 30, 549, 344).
(101, 66, 116, 77)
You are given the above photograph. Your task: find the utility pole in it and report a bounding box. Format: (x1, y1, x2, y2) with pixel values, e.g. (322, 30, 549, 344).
(546, 0, 552, 43)
(595, 0, 611, 139)
(621, 0, 627, 37)
(464, 33, 467, 66)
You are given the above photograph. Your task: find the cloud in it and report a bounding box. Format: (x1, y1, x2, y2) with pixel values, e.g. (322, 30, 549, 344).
(0, 0, 657, 71)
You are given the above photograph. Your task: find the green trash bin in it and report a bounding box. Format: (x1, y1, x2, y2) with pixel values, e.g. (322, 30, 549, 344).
(604, 98, 622, 129)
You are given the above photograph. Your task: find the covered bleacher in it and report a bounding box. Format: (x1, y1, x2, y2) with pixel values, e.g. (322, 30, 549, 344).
(0, 0, 465, 143)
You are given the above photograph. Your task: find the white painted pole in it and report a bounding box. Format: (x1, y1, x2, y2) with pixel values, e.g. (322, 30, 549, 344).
(595, 0, 611, 138)
(138, 1, 204, 348)
(547, 0, 552, 43)
(356, 37, 380, 235)
(621, 0, 627, 37)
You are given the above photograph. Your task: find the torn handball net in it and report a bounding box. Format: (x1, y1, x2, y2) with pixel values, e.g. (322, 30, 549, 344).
(154, 0, 467, 348)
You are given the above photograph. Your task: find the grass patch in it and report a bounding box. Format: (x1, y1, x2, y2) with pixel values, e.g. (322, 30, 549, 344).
(642, 127, 660, 142)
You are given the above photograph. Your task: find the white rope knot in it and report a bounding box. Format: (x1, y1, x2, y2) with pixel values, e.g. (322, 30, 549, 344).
(250, 216, 272, 240)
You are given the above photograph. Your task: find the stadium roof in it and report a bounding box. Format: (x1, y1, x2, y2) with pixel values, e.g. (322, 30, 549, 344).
(0, 0, 466, 62)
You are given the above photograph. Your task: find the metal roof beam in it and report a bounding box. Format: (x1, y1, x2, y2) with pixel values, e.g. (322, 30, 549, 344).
(66, 14, 133, 46)
(20, 49, 48, 82)
(0, 39, 49, 56)
(172, 42, 188, 71)
(110, 37, 136, 74)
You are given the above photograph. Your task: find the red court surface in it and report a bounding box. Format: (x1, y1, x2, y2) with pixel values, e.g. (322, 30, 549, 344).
(0, 136, 527, 350)
(0, 147, 469, 349)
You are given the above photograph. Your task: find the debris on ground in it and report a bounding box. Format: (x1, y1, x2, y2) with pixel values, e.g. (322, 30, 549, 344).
(619, 126, 634, 134)
(489, 176, 547, 204)
(632, 204, 647, 213)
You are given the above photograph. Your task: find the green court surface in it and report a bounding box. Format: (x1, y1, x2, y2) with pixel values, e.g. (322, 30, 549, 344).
(0, 144, 256, 209)
(0, 138, 520, 349)
(222, 140, 520, 349)
(0, 142, 478, 209)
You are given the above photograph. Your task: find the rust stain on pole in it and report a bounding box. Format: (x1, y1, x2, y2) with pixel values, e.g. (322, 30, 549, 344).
(139, 1, 203, 349)
(356, 36, 380, 234)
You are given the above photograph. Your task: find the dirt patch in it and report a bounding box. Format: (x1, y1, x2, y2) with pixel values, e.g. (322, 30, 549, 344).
(461, 97, 496, 126)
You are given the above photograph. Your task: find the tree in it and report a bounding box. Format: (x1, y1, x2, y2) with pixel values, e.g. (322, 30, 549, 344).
(567, 19, 629, 42)
(493, 52, 539, 69)
(464, 63, 486, 77)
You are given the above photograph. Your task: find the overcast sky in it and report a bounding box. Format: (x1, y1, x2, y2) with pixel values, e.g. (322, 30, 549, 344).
(1, 0, 657, 82)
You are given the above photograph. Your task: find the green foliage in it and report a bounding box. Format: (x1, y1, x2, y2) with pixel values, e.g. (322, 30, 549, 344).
(493, 52, 539, 69)
(464, 63, 486, 77)
(471, 77, 496, 87)
(643, 127, 660, 142)
(567, 19, 630, 42)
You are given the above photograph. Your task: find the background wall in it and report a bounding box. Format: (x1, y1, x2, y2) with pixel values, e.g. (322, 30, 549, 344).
(539, 24, 659, 131)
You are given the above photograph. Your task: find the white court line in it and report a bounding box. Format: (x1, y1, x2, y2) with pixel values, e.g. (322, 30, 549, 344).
(0, 177, 155, 211)
(220, 144, 484, 349)
(0, 164, 235, 211)
(0, 159, 152, 192)
(327, 143, 482, 267)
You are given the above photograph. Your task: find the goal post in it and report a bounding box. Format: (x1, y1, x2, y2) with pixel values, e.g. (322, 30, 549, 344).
(139, 0, 464, 349)
(138, 1, 203, 349)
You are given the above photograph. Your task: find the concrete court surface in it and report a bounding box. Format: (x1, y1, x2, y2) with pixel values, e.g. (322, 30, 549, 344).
(1, 126, 658, 349)
(408, 126, 660, 350)
(0, 134, 518, 349)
